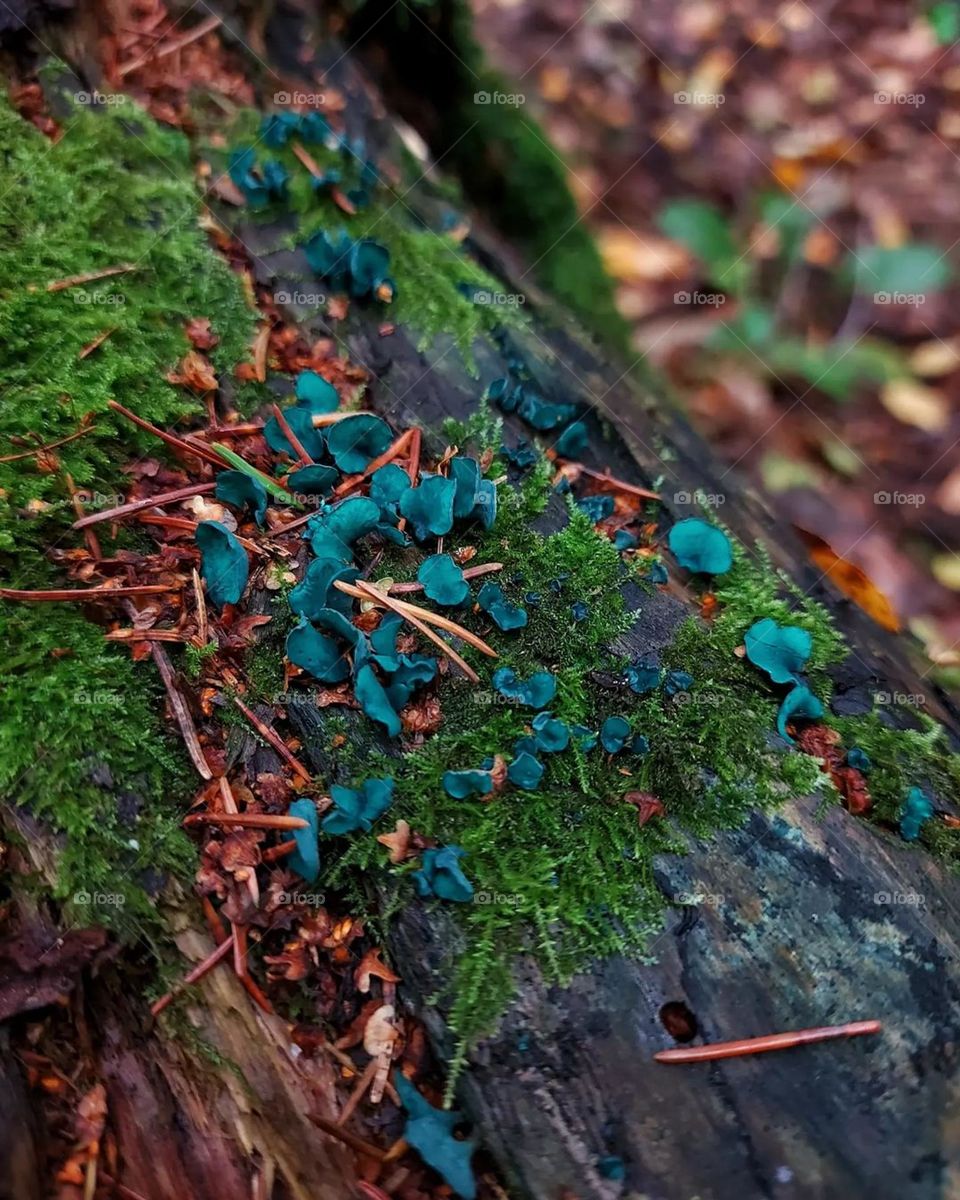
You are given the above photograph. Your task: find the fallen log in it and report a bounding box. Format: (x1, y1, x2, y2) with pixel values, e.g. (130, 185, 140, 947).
(0, 4, 958, 1200)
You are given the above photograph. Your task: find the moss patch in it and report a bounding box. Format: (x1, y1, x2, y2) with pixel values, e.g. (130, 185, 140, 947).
(0, 94, 254, 932)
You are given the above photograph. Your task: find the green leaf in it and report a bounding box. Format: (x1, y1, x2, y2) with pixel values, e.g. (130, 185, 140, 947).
(928, 2, 960, 44)
(658, 198, 744, 289)
(855, 243, 951, 295)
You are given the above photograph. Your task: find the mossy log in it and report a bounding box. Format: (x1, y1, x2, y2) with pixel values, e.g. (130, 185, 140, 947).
(1, 5, 959, 1200)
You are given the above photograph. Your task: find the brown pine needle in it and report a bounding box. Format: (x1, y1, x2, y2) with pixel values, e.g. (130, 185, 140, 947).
(333, 429, 412, 497)
(218, 775, 238, 815)
(104, 628, 189, 643)
(555, 461, 660, 501)
(310, 411, 353, 427)
(107, 400, 229, 470)
(118, 13, 222, 77)
(391, 562, 503, 594)
(654, 1020, 881, 1064)
(0, 427, 96, 463)
(73, 482, 216, 529)
(307, 1113, 387, 1162)
(150, 641, 212, 780)
(291, 142, 323, 178)
(150, 936, 232, 1017)
(232, 696, 312, 782)
(272, 404, 313, 466)
(337, 1056, 380, 1126)
(336, 580, 480, 683)
(78, 328, 116, 359)
(46, 263, 137, 293)
(0, 584, 175, 602)
(184, 812, 310, 830)
(64, 471, 102, 561)
(338, 580, 497, 657)
(262, 839, 297, 862)
(192, 568, 208, 646)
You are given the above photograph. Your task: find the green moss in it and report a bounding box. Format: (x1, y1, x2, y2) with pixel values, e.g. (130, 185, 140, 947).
(0, 93, 255, 933)
(343, 0, 629, 349)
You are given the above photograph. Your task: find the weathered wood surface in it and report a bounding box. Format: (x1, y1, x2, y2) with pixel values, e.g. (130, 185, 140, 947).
(0, 4, 959, 1199)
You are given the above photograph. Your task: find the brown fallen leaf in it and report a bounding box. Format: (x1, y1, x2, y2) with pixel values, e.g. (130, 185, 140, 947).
(167, 350, 218, 393)
(800, 531, 901, 632)
(354, 946, 400, 993)
(623, 791, 665, 826)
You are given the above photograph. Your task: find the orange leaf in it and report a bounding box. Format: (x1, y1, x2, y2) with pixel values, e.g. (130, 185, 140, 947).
(802, 533, 901, 632)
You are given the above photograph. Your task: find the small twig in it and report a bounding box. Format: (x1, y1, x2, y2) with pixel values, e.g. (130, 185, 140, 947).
(232, 695, 312, 782)
(193, 568, 208, 645)
(309, 412, 353, 427)
(291, 142, 323, 178)
(184, 812, 310, 830)
(653, 1020, 881, 1064)
(78, 328, 117, 359)
(307, 1113, 387, 1162)
(64, 471, 102, 561)
(135, 513, 266, 555)
(0, 585, 175, 602)
(337, 1056, 379, 1125)
(218, 775, 238, 814)
(262, 839, 297, 862)
(118, 13, 221, 76)
(150, 937, 232, 1016)
(554, 461, 660, 501)
(104, 628, 189, 643)
(108, 400, 229, 470)
(390, 562, 503, 594)
(73, 482, 217, 530)
(232, 923, 248, 978)
(272, 404, 313, 466)
(0, 427, 96, 463)
(333, 429, 412, 497)
(150, 641, 212, 780)
(46, 263, 137, 293)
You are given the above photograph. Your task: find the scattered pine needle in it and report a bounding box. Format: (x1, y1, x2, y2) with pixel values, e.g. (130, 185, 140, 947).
(272, 404, 313, 466)
(0, 427, 96, 463)
(46, 263, 137, 293)
(78, 328, 116, 359)
(654, 1020, 881, 1063)
(149, 641, 212, 780)
(391, 562, 503, 594)
(231, 695, 312, 782)
(108, 401, 229, 470)
(0, 585, 175, 602)
(183, 812, 310, 830)
(73, 482, 217, 529)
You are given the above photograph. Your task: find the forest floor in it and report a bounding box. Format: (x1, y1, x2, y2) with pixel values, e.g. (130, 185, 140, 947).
(471, 0, 960, 676)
